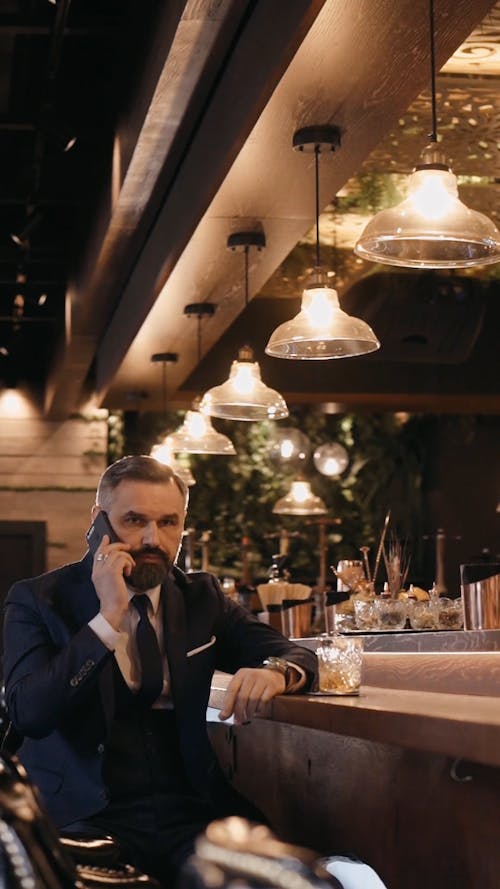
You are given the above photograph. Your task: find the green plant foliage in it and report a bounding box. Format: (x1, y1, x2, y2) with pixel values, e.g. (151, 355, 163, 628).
(120, 407, 433, 585)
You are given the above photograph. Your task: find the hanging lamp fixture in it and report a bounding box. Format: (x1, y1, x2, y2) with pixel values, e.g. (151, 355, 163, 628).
(266, 126, 380, 359)
(200, 232, 289, 421)
(355, 1, 500, 269)
(273, 478, 327, 516)
(166, 304, 236, 455)
(149, 352, 196, 486)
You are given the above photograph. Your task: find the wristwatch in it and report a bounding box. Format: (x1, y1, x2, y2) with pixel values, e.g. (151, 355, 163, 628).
(261, 656, 290, 684)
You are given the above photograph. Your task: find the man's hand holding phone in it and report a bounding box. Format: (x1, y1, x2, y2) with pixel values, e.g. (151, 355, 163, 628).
(88, 512, 135, 631)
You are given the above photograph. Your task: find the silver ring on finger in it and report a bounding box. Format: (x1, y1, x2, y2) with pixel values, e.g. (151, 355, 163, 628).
(96, 553, 108, 562)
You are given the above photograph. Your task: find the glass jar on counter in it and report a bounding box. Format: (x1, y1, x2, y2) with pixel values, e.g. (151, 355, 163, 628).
(407, 599, 437, 630)
(432, 596, 464, 630)
(353, 598, 379, 631)
(375, 597, 407, 630)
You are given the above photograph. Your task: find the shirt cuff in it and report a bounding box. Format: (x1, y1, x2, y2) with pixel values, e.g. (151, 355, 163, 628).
(88, 613, 121, 651)
(284, 661, 306, 693)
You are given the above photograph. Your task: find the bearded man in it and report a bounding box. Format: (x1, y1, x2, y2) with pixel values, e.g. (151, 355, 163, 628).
(3, 455, 317, 885)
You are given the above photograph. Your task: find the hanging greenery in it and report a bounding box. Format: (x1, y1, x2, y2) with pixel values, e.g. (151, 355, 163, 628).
(118, 407, 433, 586)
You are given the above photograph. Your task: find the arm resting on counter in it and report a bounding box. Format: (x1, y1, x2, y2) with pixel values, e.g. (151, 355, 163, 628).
(210, 669, 500, 769)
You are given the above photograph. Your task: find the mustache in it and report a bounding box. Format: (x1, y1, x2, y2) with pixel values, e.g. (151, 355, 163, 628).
(131, 546, 170, 567)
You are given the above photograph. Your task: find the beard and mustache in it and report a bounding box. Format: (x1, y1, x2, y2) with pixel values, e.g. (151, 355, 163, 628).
(128, 546, 172, 591)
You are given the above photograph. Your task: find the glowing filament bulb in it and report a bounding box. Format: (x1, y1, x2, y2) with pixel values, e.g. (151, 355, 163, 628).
(184, 410, 207, 439)
(232, 362, 256, 395)
(290, 481, 311, 503)
(280, 439, 295, 459)
(302, 286, 339, 328)
(408, 169, 457, 220)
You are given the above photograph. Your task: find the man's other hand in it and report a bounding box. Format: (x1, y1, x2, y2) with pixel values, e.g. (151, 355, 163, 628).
(219, 667, 285, 724)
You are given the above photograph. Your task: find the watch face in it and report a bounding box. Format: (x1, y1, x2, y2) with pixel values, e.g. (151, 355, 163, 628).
(263, 657, 288, 676)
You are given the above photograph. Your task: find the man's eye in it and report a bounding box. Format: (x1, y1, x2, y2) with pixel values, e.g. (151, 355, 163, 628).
(160, 518, 177, 527)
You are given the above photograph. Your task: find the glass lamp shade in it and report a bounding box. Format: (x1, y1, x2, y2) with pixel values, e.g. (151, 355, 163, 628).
(199, 351, 289, 421)
(165, 410, 236, 455)
(150, 441, 195, 486)
(265, 270, 380, 359)
(313, 442, 349, 477)
(355, 145, 500, 269)
(273, 480, 327, 516)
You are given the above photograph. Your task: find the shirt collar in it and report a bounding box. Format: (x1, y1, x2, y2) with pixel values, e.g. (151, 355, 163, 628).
(126, 584, 162, 616)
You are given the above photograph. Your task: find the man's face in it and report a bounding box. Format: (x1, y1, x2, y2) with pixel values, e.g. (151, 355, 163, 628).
(96, 479, 186, 591)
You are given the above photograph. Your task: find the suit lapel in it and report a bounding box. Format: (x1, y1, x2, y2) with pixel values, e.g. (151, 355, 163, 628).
(163, 571, 188, 708)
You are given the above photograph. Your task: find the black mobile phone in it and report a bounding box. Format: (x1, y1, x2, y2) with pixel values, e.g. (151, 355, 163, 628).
(86, 510, 120, 555)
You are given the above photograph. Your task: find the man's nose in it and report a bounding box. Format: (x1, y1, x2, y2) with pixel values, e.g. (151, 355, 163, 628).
(142, 522, 160, 546)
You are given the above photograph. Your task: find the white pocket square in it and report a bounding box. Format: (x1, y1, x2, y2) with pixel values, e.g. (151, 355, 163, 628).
(186, 635, 216, 657)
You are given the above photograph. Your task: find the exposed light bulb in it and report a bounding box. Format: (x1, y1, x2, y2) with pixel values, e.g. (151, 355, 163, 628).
(290, 481, 311, 503)
(408, 168, 457, 220)
(185, 410, 208, 438)
(280, 439, 295, 459)
(302, 286, 338, 327)
(232, 362, 256, 396)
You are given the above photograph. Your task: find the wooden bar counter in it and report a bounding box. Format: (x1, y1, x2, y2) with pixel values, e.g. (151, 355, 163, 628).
(207, 648, 500, 889)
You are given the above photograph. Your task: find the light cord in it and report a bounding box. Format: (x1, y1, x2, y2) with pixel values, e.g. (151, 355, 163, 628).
(162, 361, 167, 424)
(429, 0, 438, 142)
(314, 145, 321, 267)
(244, 245, 250, 307)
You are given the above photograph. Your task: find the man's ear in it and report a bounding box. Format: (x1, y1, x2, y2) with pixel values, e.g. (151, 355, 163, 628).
(90, 504, 101, 521)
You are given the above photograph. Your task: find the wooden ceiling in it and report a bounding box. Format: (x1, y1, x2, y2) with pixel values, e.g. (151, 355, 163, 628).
(1, 0, 499, 417)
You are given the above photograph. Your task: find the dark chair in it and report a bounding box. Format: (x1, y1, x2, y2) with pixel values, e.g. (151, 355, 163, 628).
(0, 753, 161, 889)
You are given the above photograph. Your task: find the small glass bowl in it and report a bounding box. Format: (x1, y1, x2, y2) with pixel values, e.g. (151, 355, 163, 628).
(408, 599, 437, 630)
(433, 597, 464, 630)
(354, 599, 379, 631)
(375, 598, 407, 631)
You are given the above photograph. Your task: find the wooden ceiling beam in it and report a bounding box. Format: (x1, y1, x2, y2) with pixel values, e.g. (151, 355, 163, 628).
(105, 0, 496, 407)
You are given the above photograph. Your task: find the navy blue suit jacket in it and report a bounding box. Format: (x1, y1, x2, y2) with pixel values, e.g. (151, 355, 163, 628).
(3, 554, 317, 827)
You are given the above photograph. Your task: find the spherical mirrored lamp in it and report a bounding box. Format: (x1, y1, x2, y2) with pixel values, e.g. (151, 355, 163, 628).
(273, 479, 327, 516)
(354, 0, 500, 269)
(200, 345, 289, 421)
(265, 125, 380, 360)
(313, 442, 349, 477)
(268, 426, 311, 466)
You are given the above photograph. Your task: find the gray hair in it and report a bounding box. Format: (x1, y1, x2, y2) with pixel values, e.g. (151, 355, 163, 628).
(96, 455, 188, 511)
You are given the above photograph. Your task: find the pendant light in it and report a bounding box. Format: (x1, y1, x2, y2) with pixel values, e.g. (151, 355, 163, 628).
(273, 478, 327, 516)
(150, 440, 195, 487)
(265, 126, 380, 359)
(354, 0, 500, 269)
(313, 442, 349, 477)
(166, 304, 236, 455)
(149, 352, 196, 486)
(200, 232, 289, 421)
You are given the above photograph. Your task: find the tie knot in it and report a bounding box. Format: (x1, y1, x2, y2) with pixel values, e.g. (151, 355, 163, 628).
(131, 594, 151, 618)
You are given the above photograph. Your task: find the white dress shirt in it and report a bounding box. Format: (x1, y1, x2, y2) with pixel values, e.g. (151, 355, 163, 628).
(89, 585, 306, 703)
(89, 585, 173, 708)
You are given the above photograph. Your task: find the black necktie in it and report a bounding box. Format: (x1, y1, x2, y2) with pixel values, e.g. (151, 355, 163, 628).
(131, 594, 164, 706)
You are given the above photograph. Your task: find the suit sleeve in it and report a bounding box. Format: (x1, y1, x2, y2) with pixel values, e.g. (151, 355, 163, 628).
(3, 580, 113, 738)
(208, 577, 317, 688)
